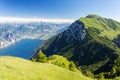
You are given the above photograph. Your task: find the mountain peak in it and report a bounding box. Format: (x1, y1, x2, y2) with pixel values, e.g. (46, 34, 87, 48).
(85, 14, 102, 19)
(40, 14, 120, 79)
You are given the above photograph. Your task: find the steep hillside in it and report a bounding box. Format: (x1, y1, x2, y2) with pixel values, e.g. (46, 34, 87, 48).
(0, 56, 92, 80)
(36, 14, 120, 78)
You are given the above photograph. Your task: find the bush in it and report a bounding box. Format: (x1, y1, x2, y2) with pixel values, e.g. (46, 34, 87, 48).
(82, 70, 94, 78)
(48, 55, 78, 71)
(33, 53, 78, 72)
(36, 50, 47, 63)
(98, 73, 105, 80)
(47, 55, 69, 69)
(69, 61, 76, 71)
(110, 67, 116, 77)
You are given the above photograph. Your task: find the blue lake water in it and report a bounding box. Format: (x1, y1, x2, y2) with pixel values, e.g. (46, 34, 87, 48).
(0, 39, 42, 59)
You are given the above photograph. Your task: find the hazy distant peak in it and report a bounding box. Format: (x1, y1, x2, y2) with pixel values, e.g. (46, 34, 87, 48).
(0, 17, 74, 23)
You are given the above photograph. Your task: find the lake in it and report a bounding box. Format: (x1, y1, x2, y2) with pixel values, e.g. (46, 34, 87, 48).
(0, 39, 43, 59)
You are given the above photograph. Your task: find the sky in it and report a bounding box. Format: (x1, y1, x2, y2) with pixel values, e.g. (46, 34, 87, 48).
(0, 0, 120, 21)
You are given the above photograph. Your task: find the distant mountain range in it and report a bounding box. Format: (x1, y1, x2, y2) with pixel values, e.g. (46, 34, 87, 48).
(34, 14, 120, 79)
(0, 22, 70, 48)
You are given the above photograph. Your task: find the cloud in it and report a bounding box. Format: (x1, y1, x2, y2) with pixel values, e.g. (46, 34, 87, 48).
(0, 17, 74, 23)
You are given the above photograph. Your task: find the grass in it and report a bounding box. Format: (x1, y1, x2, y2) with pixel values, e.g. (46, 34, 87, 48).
(39, 14, 120, 79)
(0, 56, 93, 80)
(47, 55, 71, 69)
(80, 16, 120, 40)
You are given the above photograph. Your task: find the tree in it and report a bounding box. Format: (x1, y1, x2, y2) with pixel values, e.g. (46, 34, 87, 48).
(83, 70, 94, 78)
(36, 50, 47, 63)
(69, 61, 76, 71)
(110, 67, 116, 77)
(98, 73, 105, 80)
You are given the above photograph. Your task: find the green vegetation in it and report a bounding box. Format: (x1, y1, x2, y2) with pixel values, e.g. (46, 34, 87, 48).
(48, 55, 78, 71)
(98, 73, 105, 80)
(79, 15, 120, 78)
(34, 50, 47, 62)
(69, 61, 76, 71)
(82, 70, 94, 78)
(0, 56, 92, 80)
(33, 50, 78, 71)
(2, 14, 120, 80)
(80, 14, 120, 40)
(39, 14, 120, 79)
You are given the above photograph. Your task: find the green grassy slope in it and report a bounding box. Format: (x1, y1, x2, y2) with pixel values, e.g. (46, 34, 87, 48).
(38, 14, 120, 79)
(0, 56, 92, 80)
(80, 14, 120, 40)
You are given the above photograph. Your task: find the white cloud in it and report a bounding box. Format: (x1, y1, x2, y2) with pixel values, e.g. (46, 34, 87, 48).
(0, 17, 75, 23)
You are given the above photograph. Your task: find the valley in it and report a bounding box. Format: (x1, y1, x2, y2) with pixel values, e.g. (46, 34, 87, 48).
(0, 22, 70, 48)
(0, 22, 70, 59)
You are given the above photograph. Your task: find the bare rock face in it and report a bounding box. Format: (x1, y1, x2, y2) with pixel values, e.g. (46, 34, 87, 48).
(63, 20, 86, 43)
(41, 20, 87, 54)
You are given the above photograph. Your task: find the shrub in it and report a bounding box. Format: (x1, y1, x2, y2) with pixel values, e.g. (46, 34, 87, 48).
(36, 50, 47, 63)
(69, 61, 76, 71)
(48, 55, 78, 71)
(82, 70, 94, 78)
(47, 55, 69, 69)
(98, 73, 105, 80)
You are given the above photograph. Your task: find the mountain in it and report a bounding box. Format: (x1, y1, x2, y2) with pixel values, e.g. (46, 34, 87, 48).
(0, 56, 92, 80)
(0, 22, 70, 48)
(35, 14, 120, 78)
(0, 22, 70, 59)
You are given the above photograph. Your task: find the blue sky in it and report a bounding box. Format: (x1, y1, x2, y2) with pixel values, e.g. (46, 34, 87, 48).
(0, 0, 120, 21)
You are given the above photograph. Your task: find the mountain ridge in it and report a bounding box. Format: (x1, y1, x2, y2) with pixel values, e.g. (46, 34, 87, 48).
(35, 14, 120, 78)
(0, 22, 70, 48)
